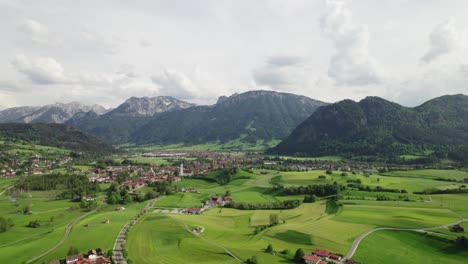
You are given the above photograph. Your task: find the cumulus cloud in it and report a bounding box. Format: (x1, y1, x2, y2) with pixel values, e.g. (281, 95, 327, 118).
(421, 18, 466, 63)
(320, 0, 383, 86)
(11, 54, 67, 84)
(18, 19, 48, 43)
(151, 69, 200, 100)
(253, 55, 308, 90)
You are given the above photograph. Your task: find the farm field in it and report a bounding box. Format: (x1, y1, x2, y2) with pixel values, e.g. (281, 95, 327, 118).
(353, 230, 468, 264)
(0, 182, 147, 264)
(34, 202, 146, 264)
(127, 168, 468, 264)
(1, 164, 467, 264)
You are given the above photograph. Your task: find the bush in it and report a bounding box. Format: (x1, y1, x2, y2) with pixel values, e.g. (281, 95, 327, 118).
(266, 244, 274, 254)
(294, 248, 305, 262)
(27, 219, 40, 228)
(68, 246, 79, 256)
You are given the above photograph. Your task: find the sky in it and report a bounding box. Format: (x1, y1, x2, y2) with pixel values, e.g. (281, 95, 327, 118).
(1, 0, 468, 109)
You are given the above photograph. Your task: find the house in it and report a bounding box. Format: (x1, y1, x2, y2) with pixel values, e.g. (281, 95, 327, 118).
(206, 196, 233, 207)
(83, 195, 95, 202)
(313, 249, 331, 258)
(66, 254, 83, 263)
(180, 164, 193, 177)
(329, 254, 342, 261)
(303, 254, 328, 264)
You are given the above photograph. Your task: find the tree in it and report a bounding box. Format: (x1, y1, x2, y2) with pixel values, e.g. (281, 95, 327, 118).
(303, 195, 317, 203)
(225, 190, 231, 196)
(108, 193, 118, 205)
(269, 214, 279, 226)
(265, 244, 274, 254)
(68, 246, 79, 256)
(246, 256, 258, 264)
(294, 248, 305, 262)
(0, 216, 14, 233)
(107, 249, 114, 257)
(123, 193, 133, 204)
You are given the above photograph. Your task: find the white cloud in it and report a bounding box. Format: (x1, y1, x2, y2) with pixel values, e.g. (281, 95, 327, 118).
(79, 29, 120, 55)
(421, 18, 466, 63)
(11, 54, 67, 84)
(320, 0, 384, 86)
(151, 69, 200, 100)
(253, 55, 309, 91)
(18, 19, 48, 43)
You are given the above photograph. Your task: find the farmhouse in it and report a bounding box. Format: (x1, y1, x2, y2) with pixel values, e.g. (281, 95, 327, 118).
(312, 249, 342, 261)
(303, 254, 328, 264)
(206, 196, 233, 207)
(179, 164, 193, 177)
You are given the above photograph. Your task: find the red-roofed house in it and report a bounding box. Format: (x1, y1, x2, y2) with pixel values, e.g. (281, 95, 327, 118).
(303, 254, 328, 264)
(313, 249, 331, 258)
(329, 254, 342, 261)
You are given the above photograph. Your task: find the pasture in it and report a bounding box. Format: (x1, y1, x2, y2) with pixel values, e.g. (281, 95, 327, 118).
(353, 230, 468, 264)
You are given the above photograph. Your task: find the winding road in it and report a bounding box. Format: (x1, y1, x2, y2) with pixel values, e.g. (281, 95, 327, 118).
(26, 208, 98, 264)
(339, 217, 468, 263)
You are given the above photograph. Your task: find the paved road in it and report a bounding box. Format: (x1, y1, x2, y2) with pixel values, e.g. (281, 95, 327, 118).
(168, 215, 245, 263)
(26, 209, 98, 264)
(0, 185, 14, 196)
(340, 218, 468, 263)
(113, 198, 158, 264)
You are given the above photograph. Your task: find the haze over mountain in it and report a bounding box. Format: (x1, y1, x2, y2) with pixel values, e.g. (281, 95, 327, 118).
(270, 94, 468, 157)
(68, 90, 327, 145)
(0, 102, 108, 124)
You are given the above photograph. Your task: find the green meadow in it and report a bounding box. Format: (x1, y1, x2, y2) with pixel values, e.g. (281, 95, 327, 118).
(127, 169, 468, 263)
(353, 231, 468, 264)
(1, 168, 467, 264)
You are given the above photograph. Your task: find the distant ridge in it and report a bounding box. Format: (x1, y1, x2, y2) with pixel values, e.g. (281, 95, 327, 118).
(69, 90, 328, 145)
(269, 94, 468, 157)
(0, 123, 115, 155)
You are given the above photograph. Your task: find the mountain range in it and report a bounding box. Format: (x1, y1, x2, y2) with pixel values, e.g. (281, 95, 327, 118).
(0, 102, 108, 124)
(67, 90, 327, 145)
(2, 91, 467, 159)
(269, 94, 468, 157)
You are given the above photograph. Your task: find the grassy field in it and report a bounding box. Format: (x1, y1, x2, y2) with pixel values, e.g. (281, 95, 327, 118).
(34, 202, 146, 264)
(334, 204, 459, 228)
(127, 201, 374, 263)
(353, 230, 468, 264)
(1, 165, 467, 263)
(0, 190, 89, 263)
(121, 139, 281, 152)
(382, 169, 468, 181)
(126, 214, 239, 264)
